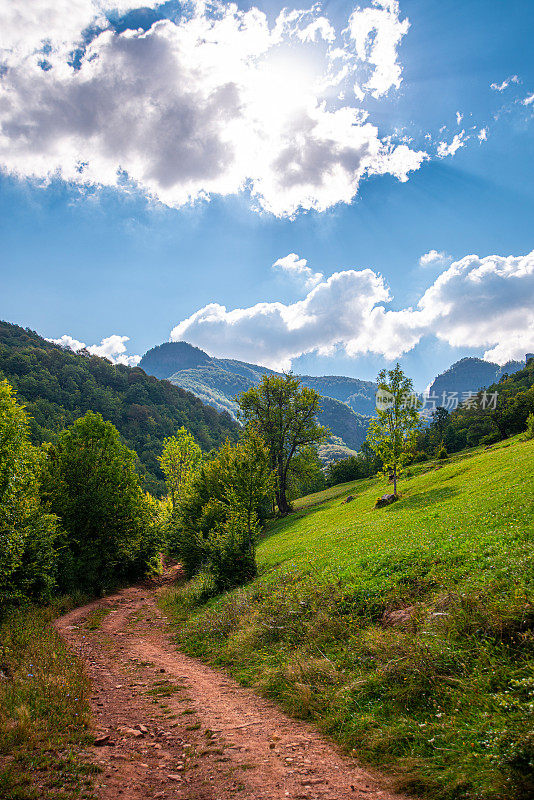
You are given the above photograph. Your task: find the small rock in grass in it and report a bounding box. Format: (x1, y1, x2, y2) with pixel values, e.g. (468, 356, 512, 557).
(374, 493, 398, 509)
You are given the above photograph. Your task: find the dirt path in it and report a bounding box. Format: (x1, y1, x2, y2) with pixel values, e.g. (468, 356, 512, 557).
(56, 577, 411, 800)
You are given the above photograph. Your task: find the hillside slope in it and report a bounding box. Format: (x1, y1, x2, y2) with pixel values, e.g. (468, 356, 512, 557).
(165, 436, 534, 800)
(0, 321, 239, 495)
(141, 341, 372, 452)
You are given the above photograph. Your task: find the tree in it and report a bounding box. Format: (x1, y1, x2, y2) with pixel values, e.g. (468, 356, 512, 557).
(431, 406, 449, 438)
(159, 428, 202, 511)
(42, 411, 158, 594)
(174, 430, 274, 587)
(366, 364, 421, 495)
(0, 380, 58, 607)
(238, 374, 328, 514)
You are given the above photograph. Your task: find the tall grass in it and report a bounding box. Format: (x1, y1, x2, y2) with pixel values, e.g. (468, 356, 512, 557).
(0, 605, 96, 800)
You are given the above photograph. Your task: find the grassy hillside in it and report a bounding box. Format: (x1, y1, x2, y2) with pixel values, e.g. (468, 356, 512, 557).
(163, 436, 534, 800)
(0, 321, 239, 495)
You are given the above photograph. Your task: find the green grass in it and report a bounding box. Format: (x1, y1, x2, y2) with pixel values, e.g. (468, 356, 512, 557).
(0, 605, 96, 800)
(162, 436, 534, 800)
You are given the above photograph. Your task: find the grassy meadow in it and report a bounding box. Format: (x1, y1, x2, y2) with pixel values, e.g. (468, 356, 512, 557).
(0, 605, 96, 800)
(162, 436, 534, 800)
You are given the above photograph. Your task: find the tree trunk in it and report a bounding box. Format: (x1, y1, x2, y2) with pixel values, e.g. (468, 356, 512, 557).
(276, 488, 290, 515)
(393, 464, 397, 495)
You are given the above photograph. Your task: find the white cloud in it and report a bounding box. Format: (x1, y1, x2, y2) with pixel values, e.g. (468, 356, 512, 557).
(478, 127, 488, 141)
(0, 0, 427, 217)
(437, 131, 466, 158)
(0, 1, 161, 63)
(419, 250, 452, 268)
(49, 333, 140, 365)
(522, 92, 534, 106)
(49, 334, 86, 352)
(346, 0, 410, 98)
(170, 269, 393, 370)
(417, 250, 534, 363)
(170, 249, 534, 368)
(273, 253, 323, 289)
(490, 75, 519, 92)
(456, 111, 463, 125)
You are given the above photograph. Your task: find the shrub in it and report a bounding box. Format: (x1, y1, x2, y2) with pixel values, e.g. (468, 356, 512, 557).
(412, 451, 428, 463)
(207, 507, 258, 592)
(41, 411, 160, 594)
(0, 380, 59, 609)
(173, 430, 274, 585)
(525, 412, 534, 440)
(436, 441, 449, 459)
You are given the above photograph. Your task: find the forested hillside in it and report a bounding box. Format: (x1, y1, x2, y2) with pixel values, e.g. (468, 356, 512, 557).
(429, 356, 523, 399)
(0, 322, 239, 495)
(140, 341, 372, 453)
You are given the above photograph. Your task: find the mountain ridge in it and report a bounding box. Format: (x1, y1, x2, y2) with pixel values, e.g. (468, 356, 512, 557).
(139, 341, 374, 453)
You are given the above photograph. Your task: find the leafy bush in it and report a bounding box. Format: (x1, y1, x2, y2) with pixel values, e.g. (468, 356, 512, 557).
(172, 430, 274, 587)
(436, 441, 449, 459)
(207, 507, 258, 592)
(41, 411, 161, 594)
(0, 380, 59, 609)
(525, 412, 534, 440)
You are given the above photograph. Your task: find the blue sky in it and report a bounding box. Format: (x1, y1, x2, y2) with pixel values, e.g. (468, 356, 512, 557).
(1, 0, 533, 390)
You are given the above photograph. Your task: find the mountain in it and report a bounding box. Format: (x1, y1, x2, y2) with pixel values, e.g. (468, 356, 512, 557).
(0, 321, 239, 496)
(429, 356, 524, 402)
(139, 341, 373, 453)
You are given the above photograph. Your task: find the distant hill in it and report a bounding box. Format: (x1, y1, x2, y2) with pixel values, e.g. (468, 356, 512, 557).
(0, 322, 239, 496)
(429, 356, 524, 402)
(139, 341, 373, 454)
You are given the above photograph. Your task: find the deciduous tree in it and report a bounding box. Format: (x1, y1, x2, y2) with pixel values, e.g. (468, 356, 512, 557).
(238, 374, 328, 514)
(159, 428, 202, 511)
(366, 364, 420, 495)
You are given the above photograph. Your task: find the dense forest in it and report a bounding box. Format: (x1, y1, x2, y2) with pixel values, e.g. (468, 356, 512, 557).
(0, 322, 239, 495)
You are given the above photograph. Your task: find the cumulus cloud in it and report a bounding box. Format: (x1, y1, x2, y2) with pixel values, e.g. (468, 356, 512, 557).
(417, 250, 534, 363)
(0, 0, 427, 217)
(456, 111, 463, 125)
(170, 269, 393, 370)
(419, 250, 452, 268)
(478, 127, 488, 141)
(437, 131, 466, 158)
(522, 92, 534, 106)
(49, 333, 140, 365)
(346, 0, 410, 98)
(273, 253, 324, 289)
(490, 75, 519, 92)
(170, 249, 534, 368)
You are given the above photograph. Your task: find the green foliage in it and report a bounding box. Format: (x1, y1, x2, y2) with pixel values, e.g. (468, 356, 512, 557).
(0, 380, 59, 609)
(366, 364, 421, 494)
(41, 411, 161, 594)
(207, 506, 258, 592)
(325, 442, 381, 487)
(417, 360, 534, 457)
(287, 445, 326, 500)
(163, 436, 534, 800)
(436, 440, 448, 459)
(142, 341, 373, 450)
(0, 321, 239, 496)
(525, 412, 534, 440)
(239, 374, 328, 514)
(159, 427, 202, 510)
(173, 430, 274, 587)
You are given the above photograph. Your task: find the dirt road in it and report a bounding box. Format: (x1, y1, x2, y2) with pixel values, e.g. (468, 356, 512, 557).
(56, 578, 411, 800)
